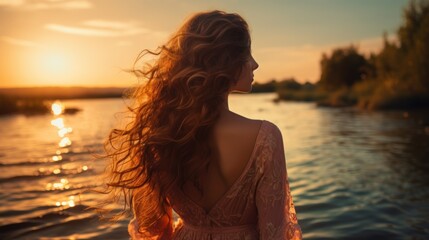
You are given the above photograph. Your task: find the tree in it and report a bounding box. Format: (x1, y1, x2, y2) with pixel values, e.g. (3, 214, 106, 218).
(319, 46, 369, 91)
(275, 78, 301, 91)
(397, 0, 429, 93)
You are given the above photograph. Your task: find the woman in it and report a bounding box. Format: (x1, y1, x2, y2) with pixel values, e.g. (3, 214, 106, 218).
(104, 10, 302, 239)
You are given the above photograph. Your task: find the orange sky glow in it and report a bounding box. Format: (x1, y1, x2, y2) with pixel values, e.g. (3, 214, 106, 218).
(0, 0, 407, 87)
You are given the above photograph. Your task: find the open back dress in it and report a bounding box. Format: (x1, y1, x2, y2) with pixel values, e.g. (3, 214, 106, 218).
(129, 120, 302, 240)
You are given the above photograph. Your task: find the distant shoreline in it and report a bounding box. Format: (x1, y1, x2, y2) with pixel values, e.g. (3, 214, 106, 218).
(0, 87, 130, 116)
(0, 87, 128, 100)
(2, 85, 428, 116)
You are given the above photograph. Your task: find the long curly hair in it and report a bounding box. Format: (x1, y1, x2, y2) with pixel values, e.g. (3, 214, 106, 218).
(102, 10, 251, 237)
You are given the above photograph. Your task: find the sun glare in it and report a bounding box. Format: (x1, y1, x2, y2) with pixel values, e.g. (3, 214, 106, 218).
(30, 50, 77, 85)
(41, 53, 68, 75)
(51, 102, 64, 115)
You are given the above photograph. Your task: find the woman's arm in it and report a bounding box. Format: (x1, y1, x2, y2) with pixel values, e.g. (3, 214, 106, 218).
(255, 125, 302, 240)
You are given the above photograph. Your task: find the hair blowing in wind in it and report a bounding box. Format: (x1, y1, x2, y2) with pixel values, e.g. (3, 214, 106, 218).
(100, 10, 251, 237)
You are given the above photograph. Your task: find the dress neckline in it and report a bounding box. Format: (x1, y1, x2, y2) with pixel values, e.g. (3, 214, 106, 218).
(181, 120, 266, 215)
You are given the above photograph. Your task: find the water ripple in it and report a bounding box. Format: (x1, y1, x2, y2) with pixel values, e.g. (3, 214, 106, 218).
(0, 96, 428, 239)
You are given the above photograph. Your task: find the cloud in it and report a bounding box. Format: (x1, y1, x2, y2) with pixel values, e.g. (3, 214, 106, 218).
(0, 36, 38, 47)
(0, 0, 92, 10)
(0, 0, 25, 7)
(45, 20, 166, 38)
(83, 20, 138, 30)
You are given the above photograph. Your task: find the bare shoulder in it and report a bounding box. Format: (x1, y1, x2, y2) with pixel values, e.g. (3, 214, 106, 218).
(263, 120, 282, 137)
(213, 112, 264, 185)
(215, 111, 264, 136)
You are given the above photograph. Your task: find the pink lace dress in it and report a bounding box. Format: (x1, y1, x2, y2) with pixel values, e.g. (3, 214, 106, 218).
(129, 120, 302, 239)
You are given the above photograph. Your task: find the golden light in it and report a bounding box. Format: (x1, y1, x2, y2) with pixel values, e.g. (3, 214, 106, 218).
(58, 127, 72, 137)
(51, 118, 64, 128)
(51, 102, 64, 115)
(28, 46, 91, 86)
(58, 128, 68, 137)
(59, 137, 72, 147)
(40, 52, 69, 77)
(52, 155, 63, 161)
(55, 196, 76, 208)
(46, 178, 70, 191)
(68, 199, 76, 207)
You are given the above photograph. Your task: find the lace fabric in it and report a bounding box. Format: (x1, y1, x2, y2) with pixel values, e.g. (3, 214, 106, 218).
(129, 120, 302, 239)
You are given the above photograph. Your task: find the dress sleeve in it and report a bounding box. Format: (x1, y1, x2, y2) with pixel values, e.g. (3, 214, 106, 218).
(255, 124, 302, 240)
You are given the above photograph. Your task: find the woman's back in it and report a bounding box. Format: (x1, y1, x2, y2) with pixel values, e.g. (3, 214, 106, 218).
(163, 120, 301, 239)
(182, 111, 263, 212)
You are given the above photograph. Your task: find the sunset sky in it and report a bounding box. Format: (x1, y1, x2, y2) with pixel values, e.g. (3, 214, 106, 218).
(0, 0, 408, 88)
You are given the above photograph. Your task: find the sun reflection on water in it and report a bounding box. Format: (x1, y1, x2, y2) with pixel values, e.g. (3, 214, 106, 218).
(51, 118, 65, 128)
(46, 178, 70, 191)
(58, 127, 73, 137)
(59, 137, 72, 147)
(56, 149, 69, 154)
(51, 102, 73, 148)
(38, 164, 90, 176)
(55, 196, 76, 208)
(45, 101, 86, 215)
(51, 101, 64, 116)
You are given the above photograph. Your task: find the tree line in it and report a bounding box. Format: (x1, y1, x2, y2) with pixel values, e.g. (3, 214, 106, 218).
(317, 0, 429, 109)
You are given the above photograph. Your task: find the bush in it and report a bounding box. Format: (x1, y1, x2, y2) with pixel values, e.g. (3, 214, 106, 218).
(0, 94, 19, 114)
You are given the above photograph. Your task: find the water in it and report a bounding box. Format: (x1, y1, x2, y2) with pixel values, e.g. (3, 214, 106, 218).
(0, 93, 428, 239)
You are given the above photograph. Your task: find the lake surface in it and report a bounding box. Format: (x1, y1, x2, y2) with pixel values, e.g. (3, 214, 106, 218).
(1, 93, 428, 239)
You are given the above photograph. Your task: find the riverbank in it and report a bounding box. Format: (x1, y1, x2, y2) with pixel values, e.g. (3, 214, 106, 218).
(276, 88, 429, 111)
(0, 94, 49, 115)
(260, 79, 429, 111)
(0, 87, 126, 99)
(0, 87, 126, 115)
(0, 95, 82, 116)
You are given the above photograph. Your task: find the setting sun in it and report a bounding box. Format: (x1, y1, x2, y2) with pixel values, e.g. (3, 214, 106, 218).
(40, 53, 69, 76)
(28, 49, 77, 85)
